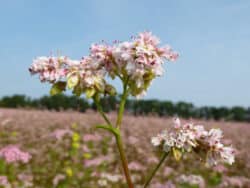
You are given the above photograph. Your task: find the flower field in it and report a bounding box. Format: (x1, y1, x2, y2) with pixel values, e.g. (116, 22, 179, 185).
(0, 108, 249, 187)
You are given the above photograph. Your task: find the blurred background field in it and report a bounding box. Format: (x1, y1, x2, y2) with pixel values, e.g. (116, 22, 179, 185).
(1, 1, 250, 187)
(0, 108, 249, 187)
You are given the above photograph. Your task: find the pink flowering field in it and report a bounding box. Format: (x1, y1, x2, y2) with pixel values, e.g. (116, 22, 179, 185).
(0, 108, 249, 187)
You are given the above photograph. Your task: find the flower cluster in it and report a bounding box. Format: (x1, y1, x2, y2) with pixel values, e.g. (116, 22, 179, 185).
(128, 161, 146, 171)
(29, 56, 68, 83)
(151, 118, 235, 166)
(83, 133, 102, 142)
(0, 145, 32, 164)
(84, 155, 113, 168)
(29, 32, 178, 98)
(112, 32, 178, 97)
(176, 174, 205, 188)
(0, 176, 10, 187)
(51, 129, 73, 140)
(99, 173, 123, 184)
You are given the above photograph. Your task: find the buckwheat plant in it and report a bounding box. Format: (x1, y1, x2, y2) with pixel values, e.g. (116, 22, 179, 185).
(29, 32, 234, 188)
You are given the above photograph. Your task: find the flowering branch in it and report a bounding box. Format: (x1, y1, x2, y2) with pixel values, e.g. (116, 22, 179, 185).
(147, 118, 235, 187)
(144, 152, 169, 188)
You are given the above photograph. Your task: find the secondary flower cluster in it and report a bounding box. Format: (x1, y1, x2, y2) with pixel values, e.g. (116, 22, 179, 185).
(0, 145, 32, 164)
(151, 118, 235, 166)
(29, 32, 178, 98)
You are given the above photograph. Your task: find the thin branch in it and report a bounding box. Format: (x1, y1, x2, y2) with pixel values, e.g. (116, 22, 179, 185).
(144, 152, 169, 188)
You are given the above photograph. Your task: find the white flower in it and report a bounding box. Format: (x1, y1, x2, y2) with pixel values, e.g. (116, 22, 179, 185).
(30, 32, 179, 99)
(151, 136, 162, 146)
(193, 125, 207, 138)
(100, 173, 122, 183)
(207, 129, 223, 146)
(220, 146, 235, 165)
(135, 90, 147, 99)
(173, 117, 181, 129)
(151, 118, 235, 166)
(98, 179, 108, 187)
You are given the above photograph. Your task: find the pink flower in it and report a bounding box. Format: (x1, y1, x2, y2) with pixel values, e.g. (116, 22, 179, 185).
(128, 161, 146, 171)
(137, 32, 160, 46)
(177, 174, 205, 188)
(147, 156, 158, 164)
(113, 32, 179, 97)
(83, 134, 102, 142)
(29, 56, 68, 82)
(151, 135, 162, 146)
(84, 155, 112, 167)
(30, 32, 178, 99)
(127, 136, 138, 145)
(173, 117, 181, 128)
(0, 145, 31, 163)
(0, 176, 9, 187)
(82, 145, 90, 153)
(53, 174, 65, 186)
(51, 129, 73, 140)
(163, 167, 174, 177)
(151, 181, 176, 188)
(152, 118, 235, 166)
(206, 129, 223, 146)
(213, 164, 227, 173)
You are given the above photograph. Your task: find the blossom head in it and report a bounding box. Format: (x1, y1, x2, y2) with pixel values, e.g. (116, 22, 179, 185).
(29, 56, 68, 83)
(151, 118, 235, 166)
(51, 129, 73, 140)
(112, 32, 179, 97)
(29, 32, 178, 99)
(0, 176, 10, 187)
(0, 145, 32, 164)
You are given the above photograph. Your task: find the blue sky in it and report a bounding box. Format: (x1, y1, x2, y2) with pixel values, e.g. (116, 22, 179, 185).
(0, 0, 249, 107)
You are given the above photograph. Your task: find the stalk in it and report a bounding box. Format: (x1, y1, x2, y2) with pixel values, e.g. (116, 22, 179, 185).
(115, 133, 134, 188)
(116, 79, 129, 128)
(93, 96, 112, 126)
(143, 152, 169, 188)
(93, 93, 134, 188)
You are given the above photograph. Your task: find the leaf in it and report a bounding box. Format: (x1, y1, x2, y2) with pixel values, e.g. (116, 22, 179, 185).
(50, 82, 66, 96)
(172, 148, 182, 161)
(85, 88, 96, 98)
(67, 73, 79, 89)
(73, 85, 82, 97)
(83, 153, 92, 159)
(105, 84, 117, 96)
(95, 124, 120, 137)
(94, 77, 105, 92)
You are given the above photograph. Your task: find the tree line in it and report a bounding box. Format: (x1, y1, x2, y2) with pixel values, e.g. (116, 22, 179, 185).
(0, 94, 249, 122)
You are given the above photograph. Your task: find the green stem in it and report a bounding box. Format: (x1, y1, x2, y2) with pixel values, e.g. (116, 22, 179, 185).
(144, 152, 169, 188)
(115, 133, 134, 188)
(93, 98, 134, 188)
(93, 97, 112, 126)
(116, 80, 129, 128)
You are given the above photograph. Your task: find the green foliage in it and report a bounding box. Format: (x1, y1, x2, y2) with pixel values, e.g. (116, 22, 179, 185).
(50, 82, 67, 96)
(0, 94, 249, 122)
(0, 95, 31, 108)
(178, 183, 199, 188)
(208, 172, 222, 186)
(85, 88, 96, 99)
